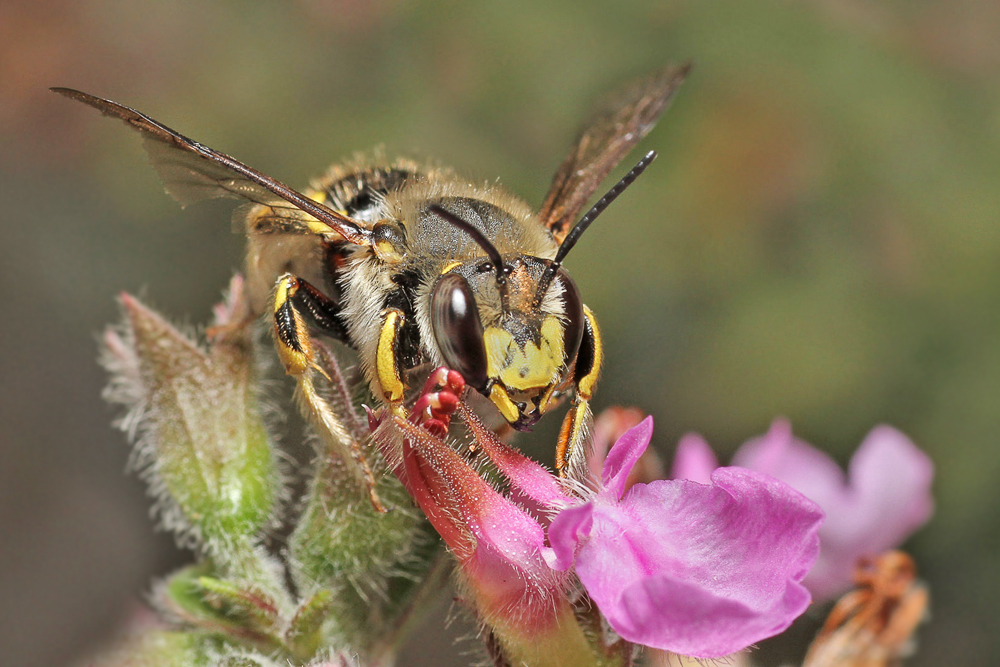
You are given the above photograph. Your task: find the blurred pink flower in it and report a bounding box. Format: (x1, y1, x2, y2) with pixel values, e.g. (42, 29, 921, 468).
(671, 419, 934, 601)
(548, 417, 823, 658)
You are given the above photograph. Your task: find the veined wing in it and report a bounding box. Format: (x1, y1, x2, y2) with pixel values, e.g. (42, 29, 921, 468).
(539, 63, 690, 243)
(52, 88, 372, 246)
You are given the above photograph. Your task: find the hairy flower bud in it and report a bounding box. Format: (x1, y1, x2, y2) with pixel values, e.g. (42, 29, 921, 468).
(101, 282, 279, 562)
(286, 345, 444, 656)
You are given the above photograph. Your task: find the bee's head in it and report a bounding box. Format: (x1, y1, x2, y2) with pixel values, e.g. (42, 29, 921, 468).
(429, 251, 583, 430)
(426, 152, 655, 430)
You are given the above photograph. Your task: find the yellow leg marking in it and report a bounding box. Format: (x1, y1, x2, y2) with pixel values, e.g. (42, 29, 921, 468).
(556, 400, 591, 475)
(376, 308, 406, 404)
(556, 307, 602, 478)
(489, 384, 520, 423)
(272, 274, 333, 381)
(273, 275, 313, 376)
(577, 305, 603, 400)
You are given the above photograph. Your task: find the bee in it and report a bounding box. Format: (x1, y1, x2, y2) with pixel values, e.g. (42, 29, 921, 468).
(53, 64, 688, 503)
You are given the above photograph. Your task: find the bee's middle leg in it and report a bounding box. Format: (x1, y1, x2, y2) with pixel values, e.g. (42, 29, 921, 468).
(272, 273, 386, 512)
(272, 273, 347, 376)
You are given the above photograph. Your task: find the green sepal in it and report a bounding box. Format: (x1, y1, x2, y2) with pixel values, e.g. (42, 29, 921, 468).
(284, 589, 334, 661)
(196, 576, 280, 633)
(161, 565, 282, 652)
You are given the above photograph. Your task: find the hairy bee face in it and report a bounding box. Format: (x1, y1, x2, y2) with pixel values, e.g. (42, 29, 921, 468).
(430, 256, 584, 430)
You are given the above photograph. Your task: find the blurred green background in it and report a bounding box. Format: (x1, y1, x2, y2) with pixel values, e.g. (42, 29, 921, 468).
(2, 0, 997, 665)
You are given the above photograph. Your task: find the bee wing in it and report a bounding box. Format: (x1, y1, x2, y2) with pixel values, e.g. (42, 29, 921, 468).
(538, 63, 690, 242)
(52, 87, 372, 246)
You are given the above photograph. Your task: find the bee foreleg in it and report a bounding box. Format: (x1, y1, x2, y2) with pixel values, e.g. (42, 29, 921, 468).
(271, 273, 387, 513)
(286, 275, 349, 341)
(556, 305, 603, 481)
(375, 307, 408, 417)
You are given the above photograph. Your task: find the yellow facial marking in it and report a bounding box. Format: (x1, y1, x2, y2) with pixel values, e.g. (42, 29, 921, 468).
(376, 309, 405, 403)
(484, 316, 566, 392)
(440, 260, 462, 274)
(489, 384, 520, 423)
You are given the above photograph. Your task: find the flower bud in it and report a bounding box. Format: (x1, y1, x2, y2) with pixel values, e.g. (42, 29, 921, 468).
(102, 285, 278, 561)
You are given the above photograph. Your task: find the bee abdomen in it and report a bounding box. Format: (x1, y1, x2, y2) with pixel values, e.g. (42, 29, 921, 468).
(321, 164, 419, 220)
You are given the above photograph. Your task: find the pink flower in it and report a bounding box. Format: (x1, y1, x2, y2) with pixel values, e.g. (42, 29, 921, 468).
(672, 419, 934, 601)
(547, 417, 823, 658)
(381, 379, 824, 661)
(380, 390, 595, 667)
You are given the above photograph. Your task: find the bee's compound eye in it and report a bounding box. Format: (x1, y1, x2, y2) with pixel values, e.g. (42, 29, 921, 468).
(557, 269, 584, 367)
(431, 273, 489, 391)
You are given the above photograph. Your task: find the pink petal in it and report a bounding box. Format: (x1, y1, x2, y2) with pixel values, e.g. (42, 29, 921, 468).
(395, 418, 553, 581)
(733, 421, 934, 601)
(808, 426, 934, 599)
(602, 417, 655, 500)
(670, 433, 719, 484)
(543, 502, 593, 571)
(733, 419, 847, 517)
(557, 468, 822, 658)
(850, 426, 934, 543)
(459, 403, 570, 510)
(588, 407, 647, 485)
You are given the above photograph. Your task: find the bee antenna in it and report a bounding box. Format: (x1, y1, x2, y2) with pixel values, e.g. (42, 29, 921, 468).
(428, 203, 509, 291)
(536, 150, 657, 301)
